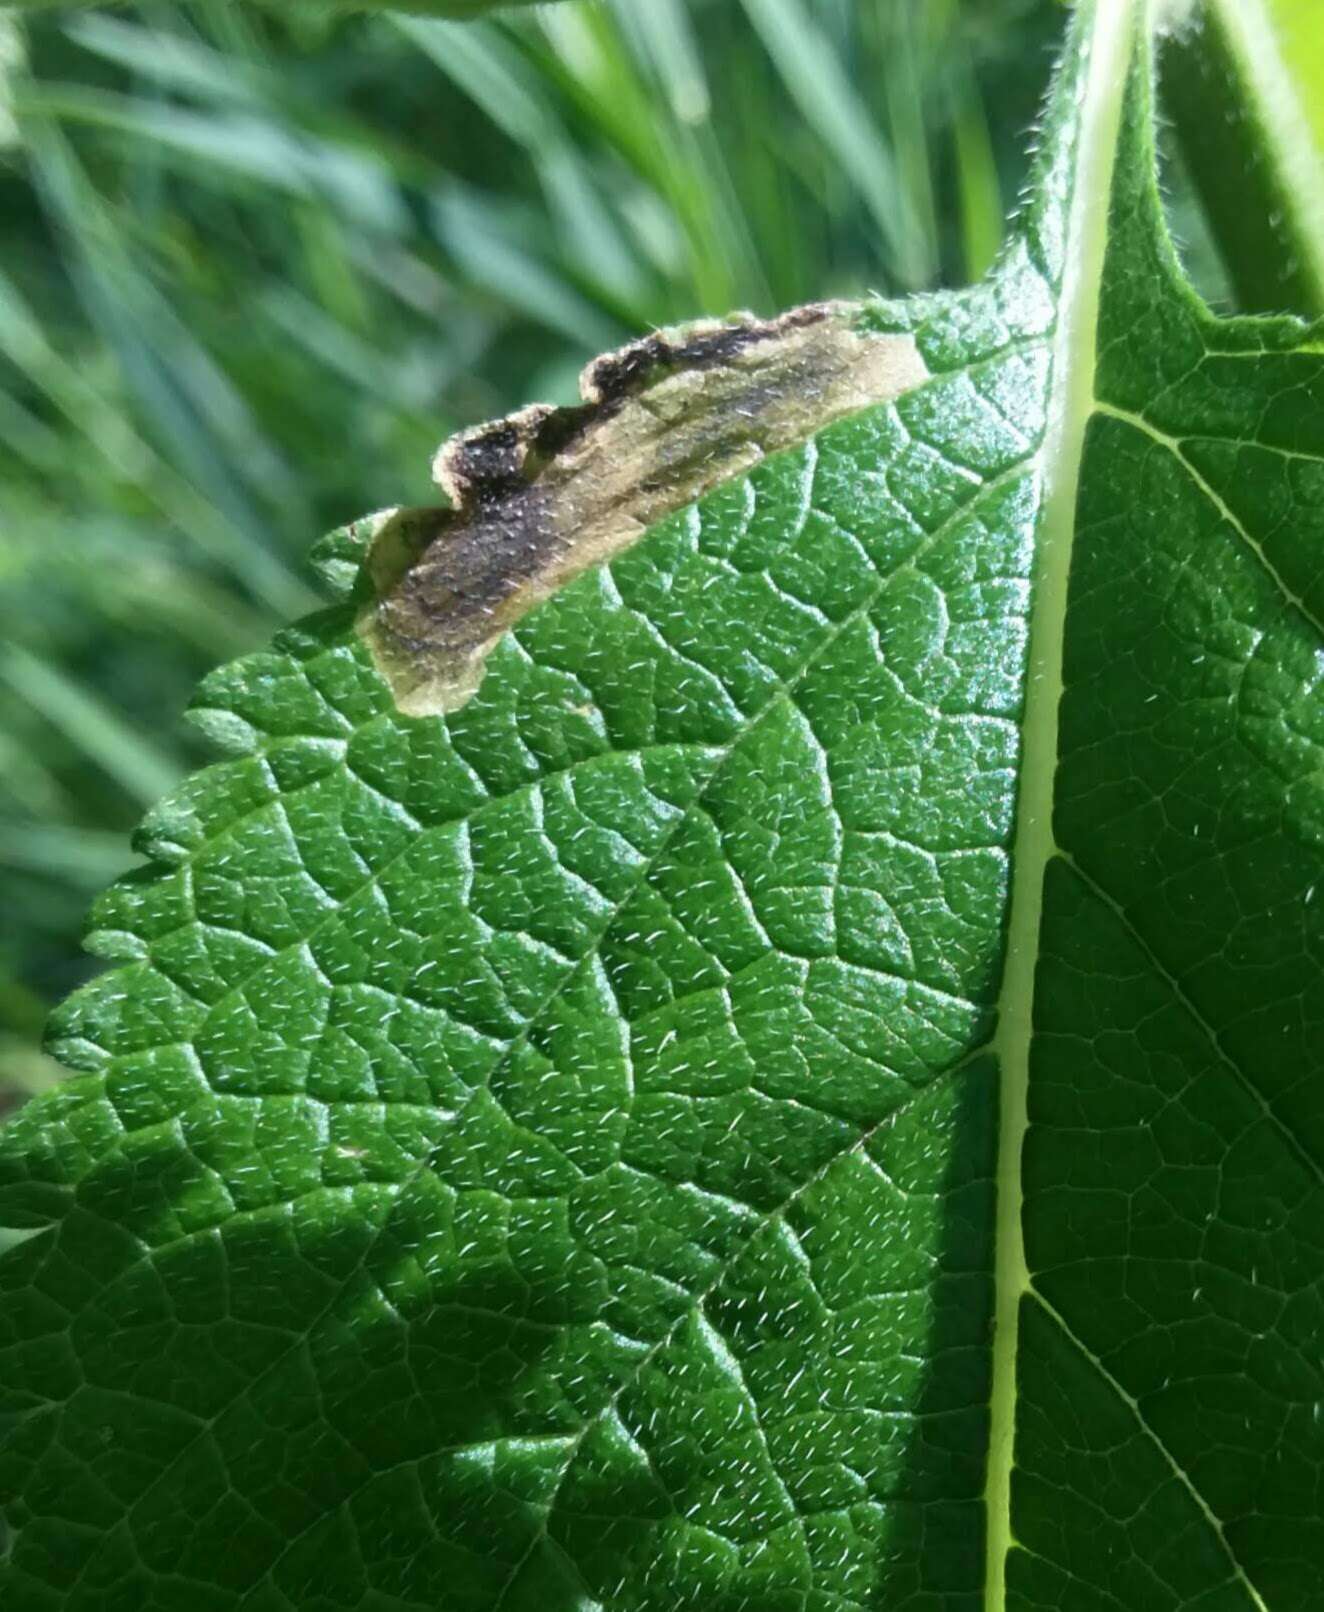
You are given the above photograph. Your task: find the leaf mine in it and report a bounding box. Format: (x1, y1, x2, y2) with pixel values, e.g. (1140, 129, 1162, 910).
(360, 302, 928, 715)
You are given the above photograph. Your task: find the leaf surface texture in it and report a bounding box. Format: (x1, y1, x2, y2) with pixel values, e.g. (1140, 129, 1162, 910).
(1, 7, 1321, 1608)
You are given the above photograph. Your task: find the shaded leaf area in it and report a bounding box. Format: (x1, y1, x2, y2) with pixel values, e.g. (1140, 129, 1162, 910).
(1160, 0, 1324, 317)
(1014, 70, 1324, 1612)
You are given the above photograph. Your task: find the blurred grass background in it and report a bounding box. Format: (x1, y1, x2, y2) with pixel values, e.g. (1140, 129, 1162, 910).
(0, 0, 1227, 1110)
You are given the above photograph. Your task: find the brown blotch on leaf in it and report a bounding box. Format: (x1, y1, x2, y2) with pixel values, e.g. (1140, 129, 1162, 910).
(361, 301, 928, 715)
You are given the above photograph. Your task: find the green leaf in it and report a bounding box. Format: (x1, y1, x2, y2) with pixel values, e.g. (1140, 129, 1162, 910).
(2, 2, 1322, 1607)
(1161, 0, 1324, 314)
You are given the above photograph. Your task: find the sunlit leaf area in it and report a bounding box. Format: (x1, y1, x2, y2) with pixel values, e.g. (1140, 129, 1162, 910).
(0, 0, 1241, 1115)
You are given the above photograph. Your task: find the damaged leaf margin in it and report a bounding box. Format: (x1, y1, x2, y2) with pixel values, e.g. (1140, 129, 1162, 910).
(357, 303, 928, 715)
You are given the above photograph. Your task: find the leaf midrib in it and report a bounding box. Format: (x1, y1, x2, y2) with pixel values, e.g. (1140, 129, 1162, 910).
(986, 7, 1306, 1610)
(983, 0, 1135, 1604)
